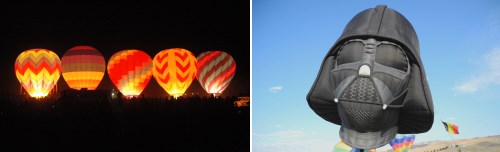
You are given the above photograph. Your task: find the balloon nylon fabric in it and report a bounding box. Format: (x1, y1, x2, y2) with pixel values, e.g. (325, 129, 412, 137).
(62, 46, 105, 90)
(152, 48, 197, 98)
(389, 134, 415, 152)
(15, 49, 61, 97)
(107, 50, 153, 96)
(334, 141, 376, 152)
(196, 51, 236, 95)
(307, 5, 434, 149)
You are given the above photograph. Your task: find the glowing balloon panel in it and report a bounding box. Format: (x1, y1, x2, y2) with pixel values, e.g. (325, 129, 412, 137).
(61, 46, 105, 90)
(107, 50, 152, 96)
(153, 48, 197, 98)
(15, 49, 61, 97)
(196, 51, 236, 95)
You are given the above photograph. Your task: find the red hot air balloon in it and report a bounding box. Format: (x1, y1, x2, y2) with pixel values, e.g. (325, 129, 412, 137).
(61, 46, 106, 90)
(196, 51, 236, 96)
(107, 50, 153, 97)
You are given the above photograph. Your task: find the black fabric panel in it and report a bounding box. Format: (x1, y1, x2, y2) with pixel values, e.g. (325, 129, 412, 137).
(341, 9, 373, 37)
(398, 64, 433, 133)
(372, 72, 402, 95)
(378, 9, 420, 54)
(307, 56, 342, 125)
(332, 70, 357, 89)
(375, 44, 408, 72)
(340, 77, 382, 104)
(337, 42, 364, 65)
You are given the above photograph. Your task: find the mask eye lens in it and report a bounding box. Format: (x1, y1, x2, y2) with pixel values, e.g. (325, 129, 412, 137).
(375, 44, 408, 72)
(336, 42, 364, 65)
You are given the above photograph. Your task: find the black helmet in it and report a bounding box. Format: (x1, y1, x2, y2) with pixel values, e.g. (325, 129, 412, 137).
(307, 5, 434, 149)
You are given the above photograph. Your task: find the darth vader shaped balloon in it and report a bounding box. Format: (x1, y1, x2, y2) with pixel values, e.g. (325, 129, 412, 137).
(307, 5, 433, 149)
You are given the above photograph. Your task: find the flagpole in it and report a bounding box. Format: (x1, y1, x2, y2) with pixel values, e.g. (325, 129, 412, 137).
(436, 103, 459, 150)
(440, 118, 457, 148)
(446, 129, 457, 147)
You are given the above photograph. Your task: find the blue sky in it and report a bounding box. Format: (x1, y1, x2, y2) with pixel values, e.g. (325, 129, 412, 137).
(252, 0, 500, 151)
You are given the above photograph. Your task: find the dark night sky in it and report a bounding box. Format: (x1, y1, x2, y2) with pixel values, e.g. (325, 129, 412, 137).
(0, 1, 249, 98)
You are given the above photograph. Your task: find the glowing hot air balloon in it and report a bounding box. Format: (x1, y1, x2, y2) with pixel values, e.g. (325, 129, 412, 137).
(61, 46, 105, 90)
(153, 48, 197, 98)
(15, 49, 61, 98)
(107, 50, 152, 97)
(196, 51, 236, 96)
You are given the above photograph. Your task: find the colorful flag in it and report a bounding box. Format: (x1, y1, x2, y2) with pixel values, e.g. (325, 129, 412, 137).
(442, 121, 459, 134)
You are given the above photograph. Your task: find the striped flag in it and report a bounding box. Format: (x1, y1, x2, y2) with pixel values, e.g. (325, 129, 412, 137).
(442, 121, 459, 135)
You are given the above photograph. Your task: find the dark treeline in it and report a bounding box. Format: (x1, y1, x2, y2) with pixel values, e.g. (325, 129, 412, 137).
(0, 89, 250, 151)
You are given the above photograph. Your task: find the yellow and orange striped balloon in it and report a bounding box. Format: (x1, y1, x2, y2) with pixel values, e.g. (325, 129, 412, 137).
(15, 49, 61, 98)
(153, 48, 197, 98)
(61, 46, 106, 90)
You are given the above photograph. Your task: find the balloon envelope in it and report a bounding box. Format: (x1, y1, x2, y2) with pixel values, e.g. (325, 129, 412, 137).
(334, 141, 352, 152)
(61, 46, 105, 90)
(334, 141, 376, 152)
(107, 50, 152, 97)
(153, 48, 197, 98)
(402, 135, 416, 151)
(390, 134, 415, 152)
(15, 49, 61, 98)
(196, 51, 236, 95)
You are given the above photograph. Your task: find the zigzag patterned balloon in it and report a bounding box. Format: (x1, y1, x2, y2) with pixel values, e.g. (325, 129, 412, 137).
(196, 51, 236, 96)
(153, 48, 197, 98)
(107, 50, 152, 97)
(62, 46, 105, 90)
(15, 49, 61, 98)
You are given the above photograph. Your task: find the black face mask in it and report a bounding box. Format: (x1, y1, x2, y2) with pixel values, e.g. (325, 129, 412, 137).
(332, 38, 409, 149)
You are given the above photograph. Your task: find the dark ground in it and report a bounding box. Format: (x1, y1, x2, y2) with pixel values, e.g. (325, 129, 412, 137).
(0, 90, 250, 151)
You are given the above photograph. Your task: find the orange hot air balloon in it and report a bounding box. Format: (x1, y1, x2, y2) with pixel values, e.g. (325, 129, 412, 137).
(15, 49, 61, 98)
(196, 51, 236, 96)
(107, 50, 153, 97)
(153, 48, 197, 98)
(61, 46, 106, 90)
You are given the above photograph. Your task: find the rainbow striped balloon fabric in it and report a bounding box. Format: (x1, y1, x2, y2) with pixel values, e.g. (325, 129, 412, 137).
(334, 141, 376, 152)
(15, 49, 61, 98)
(61, 46, 105, 90)
(153, 48, 197, 98)
(389, 134, 415, 152)
(196, 51, 236, 96)
(107, 50, 153, 97)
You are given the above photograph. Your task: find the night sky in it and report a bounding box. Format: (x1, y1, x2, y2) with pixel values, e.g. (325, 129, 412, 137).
(0, 1, 249, 98)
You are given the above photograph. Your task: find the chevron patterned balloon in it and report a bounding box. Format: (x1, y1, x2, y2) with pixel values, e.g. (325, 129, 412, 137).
(107, 50, 152, 97)
(15, 49, 61, 98)
(153, 48, 197, 98)
(196, 51, 236, 96)
(62, 46, 105, 90)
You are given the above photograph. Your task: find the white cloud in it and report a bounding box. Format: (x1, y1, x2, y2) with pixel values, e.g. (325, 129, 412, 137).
(268, 130, 304, 138)
(454, 48, 500, 93)
(269, 86, 283, 93)
(253, 130, 333, 152)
